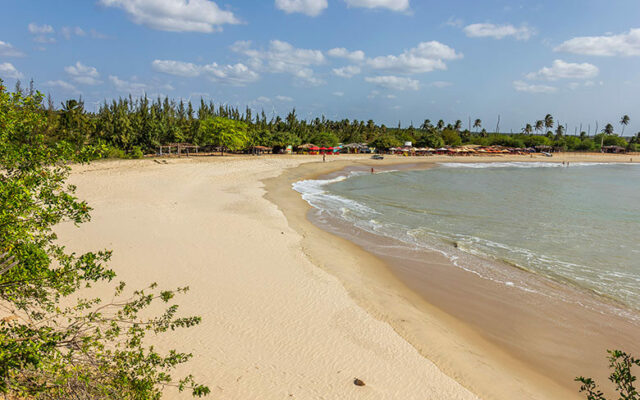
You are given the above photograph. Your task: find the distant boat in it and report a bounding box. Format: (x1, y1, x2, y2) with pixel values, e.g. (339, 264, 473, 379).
(371, 155, 384, 160)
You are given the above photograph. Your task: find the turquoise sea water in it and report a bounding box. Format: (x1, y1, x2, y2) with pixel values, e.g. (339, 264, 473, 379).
(294, 162, 640, 311)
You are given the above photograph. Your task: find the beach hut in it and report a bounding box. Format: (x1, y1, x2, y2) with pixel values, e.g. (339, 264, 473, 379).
(602, 145, 626, 153)
(247, 145, 272, 155)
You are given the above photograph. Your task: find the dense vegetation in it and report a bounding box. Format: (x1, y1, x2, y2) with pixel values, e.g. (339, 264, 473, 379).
(9, 80, 639, 158)
(0, 80, 209, 398)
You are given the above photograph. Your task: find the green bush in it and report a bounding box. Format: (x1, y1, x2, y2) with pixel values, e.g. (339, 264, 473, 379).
(130, 145, 144, 159)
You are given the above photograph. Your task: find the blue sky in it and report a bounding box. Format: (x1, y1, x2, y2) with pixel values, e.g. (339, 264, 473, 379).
(1, 0, 640, 134)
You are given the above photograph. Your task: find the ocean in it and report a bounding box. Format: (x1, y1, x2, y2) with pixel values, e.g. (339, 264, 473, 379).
(294, 162, 640, 313)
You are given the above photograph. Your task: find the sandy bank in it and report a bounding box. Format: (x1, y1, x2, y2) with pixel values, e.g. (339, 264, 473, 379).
(57, 152, 636, 399)
(58, 155, 479, 400)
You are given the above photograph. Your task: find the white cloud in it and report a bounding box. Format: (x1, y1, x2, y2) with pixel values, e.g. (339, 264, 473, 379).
(365, 75, 419, 90)
(232, 40, 325, 85)
(344, 0, 410, 12)
(444, 16, 463, 28)
(152, 59, 259, 85)
(64, 62, 102, 85)
(275, 95, 293, 101)
(333, 65, 361, 78)
(554, 28, 640, 56)
(367, 41, 462, 74)
(61, 26, 87, 40)
(525, 59, 598, 81)
(513, 80, 556, 93)
(34, 36, 56, 44)
(152, 59, 201, 77)
(45, 80, 78, 92)
(327, 47, 365, 61)
(464, 23, 535, 40)
(0, 41, 24, 57)
(109, 75, 149, 95)
(202, 62, 260, 85)
(0, 63, 23, 79)
(99, 0, 240, 33)
(333, 91, 344, 96)
(28, 23, 54, 34)
(275, 0, 328, 16)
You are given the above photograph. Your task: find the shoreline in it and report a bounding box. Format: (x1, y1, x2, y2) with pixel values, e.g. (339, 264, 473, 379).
(264, 153, 639, 400)
(56, 153, 637, 399)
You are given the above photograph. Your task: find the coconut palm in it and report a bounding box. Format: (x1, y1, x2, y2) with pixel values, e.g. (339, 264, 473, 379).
(555, 124, 564, 139)
(421, 119, 432, 130)
(620, 115, 630, 135)
(522, 123, 533, 135)
(436, 119, 445, 130)
(544, 114, 554, 132)
(473, 118, 481, 133)
(535, 120, 544, 135)
(603, 123, 614, 135)
(454, 120, 462, 131)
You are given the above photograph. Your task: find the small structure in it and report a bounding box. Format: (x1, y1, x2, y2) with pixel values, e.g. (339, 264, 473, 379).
(247, 145, 273, 155)
(602, 145, 626, 153)
(342, 143, 370, 154)
(159, 143, 199, 157)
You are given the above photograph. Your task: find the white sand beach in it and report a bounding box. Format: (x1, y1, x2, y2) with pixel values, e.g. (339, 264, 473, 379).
(57, 153, 637, 400)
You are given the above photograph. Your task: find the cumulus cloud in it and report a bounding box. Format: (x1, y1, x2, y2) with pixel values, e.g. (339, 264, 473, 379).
(0, 41, 24, 57)
(525, 59, 598, 81)
(365, 75, 419, 90)
(554, 28, 640, 56)
(152, 59, 259, 85)
(344, 0, 410, 12)
(0, 63, 23, 79)
(367, 41, 462, 74)
(464, 23, 535, 40)
(232, 40, 325, 85)
(327, 47, 365, 61)
(333, 65, 361, 78)
(99, 0, 240, 33)
(275, 0, 328, 16)
(45, 80, 78, 92)
(513, 80, 556, 93)
(64, 62, 102, 85)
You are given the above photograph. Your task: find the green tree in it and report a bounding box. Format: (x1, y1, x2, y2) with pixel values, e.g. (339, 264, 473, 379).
(473, 118, 482, 133)
(620, 115, 630, 135)
(0, 81, 208, 399)
(576, 350, 639, 400)
(441, 129, 462, 146)
(198, 116, 249, 155)
(544, 114, 554, 132)
(535, 120, 544, 135)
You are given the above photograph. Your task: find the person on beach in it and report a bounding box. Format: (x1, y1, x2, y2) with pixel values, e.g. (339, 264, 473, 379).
(323, 154, 326, 162)
(371, 167, 374, 174)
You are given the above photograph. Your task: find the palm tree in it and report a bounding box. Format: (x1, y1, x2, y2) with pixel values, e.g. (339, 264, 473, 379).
(555, 124, 564, 139)
(522, 123, 533, 135)
(454, 120, 462, 131)
(436, 120, 445, 130)
(535, 120, 544, 135)
(473, 118, 481, 133)
(421, 119, 432, 130)
(601, 123, 614, 150)
(620, 115, 630, 135)
(544, 114, 554, 133)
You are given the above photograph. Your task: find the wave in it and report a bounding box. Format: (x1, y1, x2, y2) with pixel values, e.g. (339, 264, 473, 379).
(439, 161, 637, 169)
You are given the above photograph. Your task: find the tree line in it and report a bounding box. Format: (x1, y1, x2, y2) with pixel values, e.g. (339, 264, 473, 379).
(9, 80, 638, 158)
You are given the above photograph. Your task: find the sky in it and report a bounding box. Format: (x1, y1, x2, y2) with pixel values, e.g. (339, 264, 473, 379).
(1, 0, 640, 134)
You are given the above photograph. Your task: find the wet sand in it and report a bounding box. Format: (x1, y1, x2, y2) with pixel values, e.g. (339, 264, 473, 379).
(267, 152, 640, 400)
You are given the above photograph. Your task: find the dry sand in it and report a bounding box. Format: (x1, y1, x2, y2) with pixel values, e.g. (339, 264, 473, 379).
(57, 153, 637, 400)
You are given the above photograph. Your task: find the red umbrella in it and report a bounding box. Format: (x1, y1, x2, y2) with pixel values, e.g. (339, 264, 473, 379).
(310, 146, 320, 150)
(320, 147, 327, 150)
